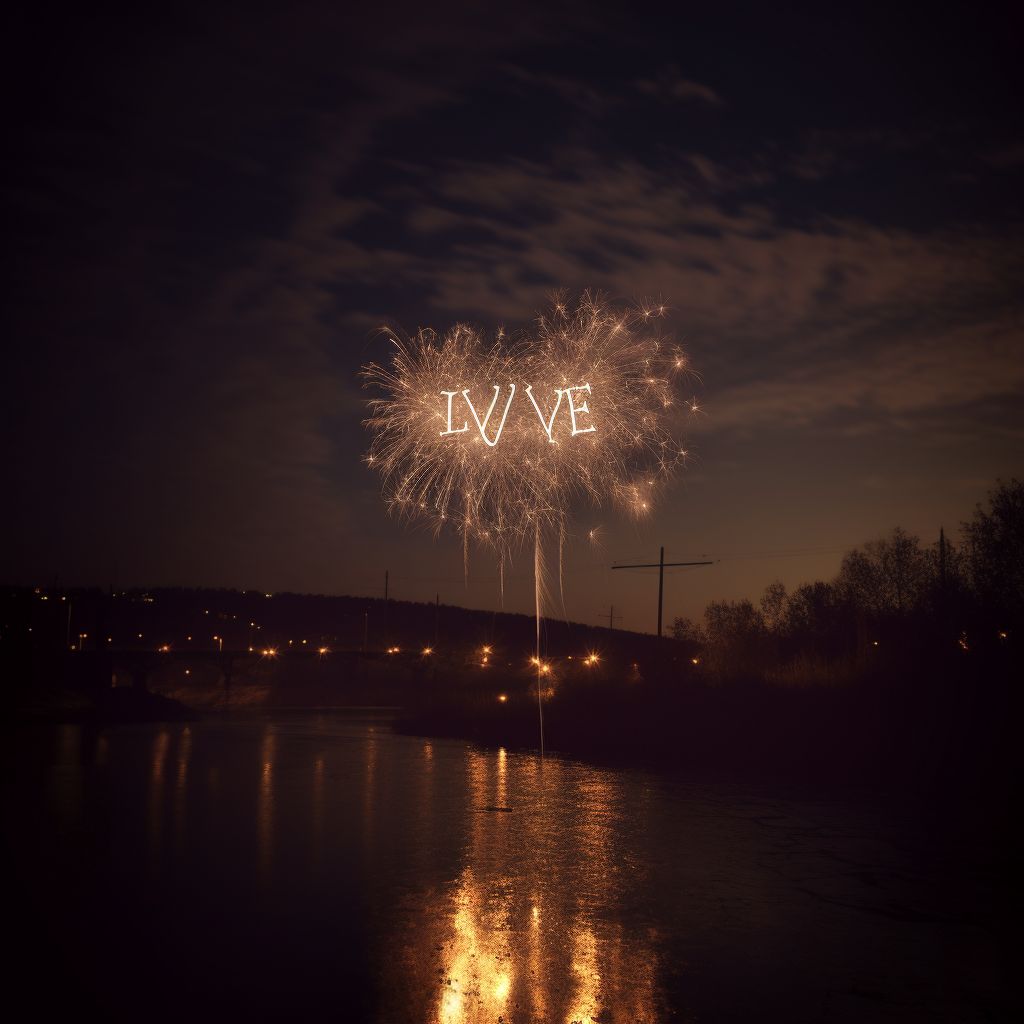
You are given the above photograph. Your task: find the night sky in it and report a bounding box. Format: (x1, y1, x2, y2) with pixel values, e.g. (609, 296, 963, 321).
(4, 1, 1021, 630)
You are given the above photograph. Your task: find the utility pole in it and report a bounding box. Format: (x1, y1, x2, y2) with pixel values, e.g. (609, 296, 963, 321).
(435, 593, 439, 645)
(383, 570, 388, 649)
(601, 605, 622, 629)
(612, 548, 713, 637)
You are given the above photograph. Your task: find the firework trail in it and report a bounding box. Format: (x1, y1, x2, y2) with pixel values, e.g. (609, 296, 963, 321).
(362, 292, 698, 751)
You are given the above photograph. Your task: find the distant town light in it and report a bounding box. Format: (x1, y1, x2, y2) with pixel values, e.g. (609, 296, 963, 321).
(498, 694, 507, 702)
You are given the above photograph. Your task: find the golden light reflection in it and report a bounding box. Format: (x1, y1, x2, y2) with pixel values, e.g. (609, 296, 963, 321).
(257, 729, 275, 886)
(312, 754, 325, 865)
(377, 747, 658, 1024)
(410, 741, 435, 882)
(566, 925, 600, 1024)
(48, 724, 84, 832)
(149, 730, 169, 874)
(528, 899, 548, 1024)
(363, 731, 378, 863)
(174, 727, 191, 859)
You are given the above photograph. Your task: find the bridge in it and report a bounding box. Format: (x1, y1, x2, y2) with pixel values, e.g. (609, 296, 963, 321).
(95, 647, 424, 692)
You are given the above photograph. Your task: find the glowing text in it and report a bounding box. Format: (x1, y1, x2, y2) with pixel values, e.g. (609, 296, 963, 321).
(441, 385, 596, 443)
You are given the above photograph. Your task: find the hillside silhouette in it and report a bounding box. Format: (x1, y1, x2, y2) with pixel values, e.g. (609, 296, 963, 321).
(2, 479, 1019, 797)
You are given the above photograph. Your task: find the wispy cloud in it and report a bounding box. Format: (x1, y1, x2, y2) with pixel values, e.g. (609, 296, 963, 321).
(634, 68, 724, 106)
(274, 149, 1022, 442)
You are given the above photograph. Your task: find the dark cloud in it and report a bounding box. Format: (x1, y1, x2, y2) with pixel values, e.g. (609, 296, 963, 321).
(1, 1, 1020, 623)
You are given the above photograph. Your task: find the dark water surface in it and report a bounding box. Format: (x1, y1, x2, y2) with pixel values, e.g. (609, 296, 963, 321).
(5, 713, 1018, 1022)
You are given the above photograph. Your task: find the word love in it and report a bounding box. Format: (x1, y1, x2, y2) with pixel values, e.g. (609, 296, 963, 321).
(440, 384, 596, 446)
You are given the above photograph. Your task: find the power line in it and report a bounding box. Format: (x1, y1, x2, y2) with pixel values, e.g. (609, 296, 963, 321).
(611, 547, 712, 637)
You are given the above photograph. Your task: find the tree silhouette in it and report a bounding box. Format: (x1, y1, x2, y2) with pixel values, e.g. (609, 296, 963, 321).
(961, 478, 1023, 634)
(837, 527, 931, 615)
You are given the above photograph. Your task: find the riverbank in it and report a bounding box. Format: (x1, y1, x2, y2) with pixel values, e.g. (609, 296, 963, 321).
(394, 662, 1021, 802)
(3, 681, 199, 723)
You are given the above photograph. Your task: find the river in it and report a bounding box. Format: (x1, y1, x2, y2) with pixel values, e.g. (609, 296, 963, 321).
(4, 713, 1017, 1022)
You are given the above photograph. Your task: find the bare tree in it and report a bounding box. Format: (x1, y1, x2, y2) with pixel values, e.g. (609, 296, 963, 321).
(702, 599, 768, 679)
(961, 478, 1024, 630)
(760, 579, 788, 633)
(837, 528, 931, 615)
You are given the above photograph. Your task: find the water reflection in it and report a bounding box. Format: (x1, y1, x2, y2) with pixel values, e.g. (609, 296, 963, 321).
(384, 745, 658, 1024)
(258, 728, 275, 886)
(149, 729, 169, 873)
(363, 729, 378, 861)
(16, 715, 997, 1024)
(47, 723, 83, 831)
(174, 727, 191, 858)
(312, 753, 325, 865)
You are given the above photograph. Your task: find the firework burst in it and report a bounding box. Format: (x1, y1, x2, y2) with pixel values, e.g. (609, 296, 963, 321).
(362, 292, 697, 570)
